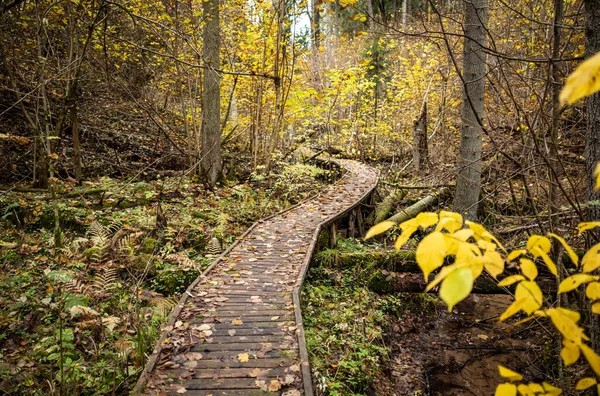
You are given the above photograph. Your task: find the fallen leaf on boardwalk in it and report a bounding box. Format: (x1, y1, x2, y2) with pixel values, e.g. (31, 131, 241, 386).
(214, 297, 228, 302)
(282, 374, 296, 384)
(228, 330, 236, 336)
(182, 352, 203, 360)
(255, 380, 267, 391)
(289, 364, 300, 372)
(232, 318, 243, 325)
(268, 380, 282, 392)
(249, 258, 257, 262)
(184, 360, 198, 368)
(249, 368, 265, 377)
(270, 316, 280, 321)
(238, 353, 249, 362)
(282, 390, 301, 396)
(175, 387, 187, 393)
(195, 324, 211, 331)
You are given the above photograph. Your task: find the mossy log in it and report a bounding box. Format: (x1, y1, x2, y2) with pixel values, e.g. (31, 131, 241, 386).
(313, 248, 557, 295)
(374, 188, 408, 223)
(386, 187, 452, 224)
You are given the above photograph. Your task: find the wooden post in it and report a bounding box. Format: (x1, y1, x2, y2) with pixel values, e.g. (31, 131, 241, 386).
(357, 207, 364, 236)
(329, 222, 337, 248)
(348, 211, 356, 238)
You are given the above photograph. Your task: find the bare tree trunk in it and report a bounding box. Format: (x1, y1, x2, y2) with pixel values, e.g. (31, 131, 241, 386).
(453, 0, 488, 221)
(71, 104, 82, 183)
(402, 0, 409, 31)
(201, 0, 222, 186)
(584, 0, 600, 351)
(549, 0, 563, 216)
(413, 103, 430, 175)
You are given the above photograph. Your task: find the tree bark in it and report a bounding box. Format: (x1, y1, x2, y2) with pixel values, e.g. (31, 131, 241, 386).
(453, 0, 488, 221)
(387, 187, 452, 224)
(413, 102, 429, 175)
(71, 104, 82, 184)
(201, 0, 222, 186)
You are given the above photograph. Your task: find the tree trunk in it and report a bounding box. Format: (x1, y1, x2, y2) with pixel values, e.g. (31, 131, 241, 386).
(71, 104, 82, 184)
(584, 0, 600, 352)
(413, 102, 429, 175)
(453, 0, 488, 221)
(585, 0, 600, 221)
(549, 0, 563, 216)
(201, 0, 222, 186)
(402, 0, 409, 30)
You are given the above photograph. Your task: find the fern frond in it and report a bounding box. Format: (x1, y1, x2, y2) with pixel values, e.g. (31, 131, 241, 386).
(64, 278, 88, 294)
(93, 267, 120, 291)
(87, 221, 111, 248)
(165, 253, 197, 270)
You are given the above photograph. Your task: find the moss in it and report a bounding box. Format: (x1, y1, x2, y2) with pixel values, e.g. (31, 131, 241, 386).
(140, 238, 158, 254)
(152, 267, 199, 296)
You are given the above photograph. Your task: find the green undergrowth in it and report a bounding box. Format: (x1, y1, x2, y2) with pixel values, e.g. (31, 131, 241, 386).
(0, 161, 331, 395)
(303, 237, 437, 395)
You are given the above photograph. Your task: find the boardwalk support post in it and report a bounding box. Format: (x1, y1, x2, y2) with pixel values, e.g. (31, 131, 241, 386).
(329, 222, 337, 248)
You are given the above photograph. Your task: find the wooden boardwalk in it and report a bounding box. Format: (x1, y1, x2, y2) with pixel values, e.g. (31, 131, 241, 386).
(136, 159, 378, 395)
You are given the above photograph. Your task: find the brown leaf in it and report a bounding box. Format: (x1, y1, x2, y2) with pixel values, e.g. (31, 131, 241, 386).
(268, 380, 282, 392)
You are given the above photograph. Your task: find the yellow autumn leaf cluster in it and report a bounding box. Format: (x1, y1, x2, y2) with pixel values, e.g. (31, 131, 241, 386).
(559, 51, 600, 106)
(366, 207, 600, 393)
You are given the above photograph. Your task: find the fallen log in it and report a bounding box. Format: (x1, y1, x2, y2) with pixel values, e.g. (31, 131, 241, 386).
(374, 188, 408, 223)
(386, 187, 452, 224)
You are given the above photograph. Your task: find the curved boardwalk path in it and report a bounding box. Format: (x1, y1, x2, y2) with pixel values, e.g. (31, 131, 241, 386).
(137, 159, 378, 395)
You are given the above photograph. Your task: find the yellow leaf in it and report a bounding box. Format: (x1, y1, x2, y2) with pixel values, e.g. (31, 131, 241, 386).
(439, 268, 473, 311)
(497, 275, 525, 287)
(515, 281, 543, 314)
(516, 384, 535, 396)
(560, 51, 600, 105)
(232, 318, 243, 325)
(416, 232, 447, 279)
(364, 221, 395, 240)
(582, 244, 600, 273)
(495, 383, 517, 396)
(593, 302, 600, 314)
(507, 249, 527, 262)
(414, 212, 439, 229)
(539, 251, 558, 277)
(558, 274, 599, 294)
(453, 229, 475, 242)
(546, 308, 587, 346)
(498, 365, 523, 381)
(500, 298, 528, 321)
(575, 377, 597, 390)
(527, 383, 544, 393)
(596, 163, 600, 190)
(548, 233, 579, 267)
(425, 262, 463, 292)
(520, 258, 538, 281)
(561, 339, 580, 365)
(587, 282, 600, 301)
(237, 353, 249, 362)
(437, 211, 463, 232)
(527, 235, 551, 257)
(394, 226, 417, 250)
(581, 343, 600, 376)
(578, 222, 600, 235)
(483, 251, 504, 278)
(541, 381, 563, 395)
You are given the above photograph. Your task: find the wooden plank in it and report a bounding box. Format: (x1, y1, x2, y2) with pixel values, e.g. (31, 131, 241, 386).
(191, 342, 295, 352)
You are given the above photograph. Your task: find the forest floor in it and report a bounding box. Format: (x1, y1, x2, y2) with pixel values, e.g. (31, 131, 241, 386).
(0, 154, 335, 394)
